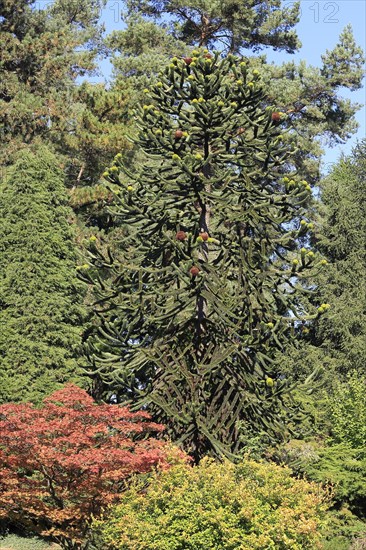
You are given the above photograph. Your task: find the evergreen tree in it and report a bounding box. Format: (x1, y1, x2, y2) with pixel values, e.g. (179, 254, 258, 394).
(280, 141, 366, 384)
(0, 147, 87, 404)
(66, 81, 134, 228)
(312, 140, 366, 374)
(109, 0, 299, 108)
(109, 7, 364, 181)
(85, 51, 327, 459)
(108, 13, 189, 101)
(269, 141, 366, 443)
(0, 0, 136, 233)
(124, 0, 301, 53)
(107, 0, 300, 109)
(0, 0, 105, 165)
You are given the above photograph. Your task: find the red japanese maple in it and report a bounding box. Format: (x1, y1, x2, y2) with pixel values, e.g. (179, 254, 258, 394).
(0, 384, 174, 549)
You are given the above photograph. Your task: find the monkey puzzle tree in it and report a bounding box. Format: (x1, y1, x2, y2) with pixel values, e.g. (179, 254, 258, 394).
(84, 51, 327, 460)
(110, 3, 364, 182)
(107, 0, 300, 110)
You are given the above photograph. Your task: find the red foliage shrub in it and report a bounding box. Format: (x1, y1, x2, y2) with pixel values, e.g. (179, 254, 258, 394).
(0, 384, 172, 549)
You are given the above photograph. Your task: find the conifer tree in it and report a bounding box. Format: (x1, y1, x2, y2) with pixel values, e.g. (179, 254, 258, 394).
(0, 0, 134, 202)
(279, 142, 366, 380)
(269, 141, 366, 439)
(107, 0, 300, 109)
(124, 0, 301, 53)
(109, 6, 364, 181)
(108, 13, 189, 100)
(267, 145, 366, 537)
(311, 140, 366, 374)
(85, 51, 327, 459)
(0, 0, 105, 166)
(66, 81, 133, 228)
(0, 147, 87, 404)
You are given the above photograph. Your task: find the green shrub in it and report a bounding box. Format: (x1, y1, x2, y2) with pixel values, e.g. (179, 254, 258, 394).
(305, 444, 366, 511)
(91, 457, 327, 550)
(321, 508, 366, 550)
(272, 439, 366, 548)
(275, 440, 366, 516)
(326, 372, 366, 448)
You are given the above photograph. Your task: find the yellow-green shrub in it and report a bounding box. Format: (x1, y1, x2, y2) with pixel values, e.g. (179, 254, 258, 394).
(91, 457, 327, 550)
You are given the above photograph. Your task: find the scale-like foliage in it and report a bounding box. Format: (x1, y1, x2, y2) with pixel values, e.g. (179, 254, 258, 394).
(85, 51, 327, 459)
(0, 147, 87, 404)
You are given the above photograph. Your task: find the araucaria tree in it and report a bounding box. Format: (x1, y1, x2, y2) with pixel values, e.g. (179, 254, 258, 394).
(86, 51, 327, 459)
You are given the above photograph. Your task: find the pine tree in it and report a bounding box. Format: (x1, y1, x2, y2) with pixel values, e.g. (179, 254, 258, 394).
(85, 51, 327, 459)
(107, 0, 300, 110)
(0, 0, 133, 201)
(0, 147, 87, 404)
(0, 0, 105, 164)
(124, 0, 301, 53)
(107, 13, 189, 99)
(65, 81, 134, 228)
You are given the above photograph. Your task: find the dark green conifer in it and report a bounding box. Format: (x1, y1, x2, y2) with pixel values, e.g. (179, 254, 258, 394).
(110, 8, 364, 182)
(312, 140, 366, 374)
(0, 147, 87, 404)
(85, 51, 325, 459)
(0, 0, 105, 166)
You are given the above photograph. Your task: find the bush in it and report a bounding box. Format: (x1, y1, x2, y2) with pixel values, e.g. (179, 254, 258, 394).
(273, 438, 366, 516)
(0, 384, 178, 549)
(305, 444, 366, 512)
(321, 508, 366, 550)
(272, 439, 366, 547)
(326, 372, 366, 448)
(91, 457, 327, 550)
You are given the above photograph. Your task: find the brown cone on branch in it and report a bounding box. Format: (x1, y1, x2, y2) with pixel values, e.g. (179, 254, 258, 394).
(271, 112, 282, 123)
(176, 231, 187, 241)
(189, 266, 200, 276)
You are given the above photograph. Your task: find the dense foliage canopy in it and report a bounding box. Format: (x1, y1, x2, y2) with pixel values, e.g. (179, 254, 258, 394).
(0, 384, 173, 549)
(0, 147, 87, 404)
(0, 0, 365, 546)
(91, 456, 327, 550)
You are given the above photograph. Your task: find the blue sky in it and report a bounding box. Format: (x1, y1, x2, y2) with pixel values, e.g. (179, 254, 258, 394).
(265, 0, 366, 172)
(96, 0, 365, 172)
